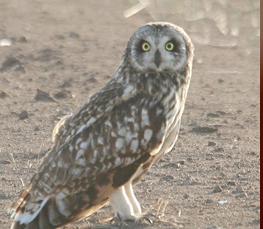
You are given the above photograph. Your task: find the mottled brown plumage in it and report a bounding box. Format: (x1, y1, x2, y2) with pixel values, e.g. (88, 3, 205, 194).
(10, 22, 194, 229)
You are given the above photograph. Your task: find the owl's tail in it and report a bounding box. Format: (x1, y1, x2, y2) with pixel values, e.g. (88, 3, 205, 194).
(10, 186, 70, 229)
(10, 183, 109, 229)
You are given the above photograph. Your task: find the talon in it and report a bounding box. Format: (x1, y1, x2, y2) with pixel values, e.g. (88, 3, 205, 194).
(110, 215, 119, 224)
(110, 213, 128, 226)
(110, 212, 121, 224)
(117, 212, 122, 221)
(142, 216, 153, 224)
(110, 217, 117, 224)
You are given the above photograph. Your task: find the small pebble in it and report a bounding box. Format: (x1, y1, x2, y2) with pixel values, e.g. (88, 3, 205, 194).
(53, 89, 73, 99)
(214, 147, 224, 152)
(0, 56, 22, 72)
(34, 89, 57, 103)
(0, 91, 9, 99)
(205, 199, 213, 204)
(213, 185, 223, 193)
(235, 186, 244, 193)
(184, 194, 189, 199)
(206, 226, 223, 229)
(236, 193, 248, 198)
(218, 200, 228, 205)
(34, 126, 40, 131)
(208, 141, 216, 146)
(227, 181, 236, 186)
(18, 110, 29, 120)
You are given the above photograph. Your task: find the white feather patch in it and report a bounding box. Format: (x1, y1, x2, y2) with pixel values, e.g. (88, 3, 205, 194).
(14, 197, 49, 224)
(76, 124, 86, 135)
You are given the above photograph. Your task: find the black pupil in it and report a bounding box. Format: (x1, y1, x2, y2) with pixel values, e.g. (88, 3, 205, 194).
(167, 44, 172, 49)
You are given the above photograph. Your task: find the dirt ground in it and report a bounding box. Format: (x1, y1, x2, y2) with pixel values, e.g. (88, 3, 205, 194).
(0, 0, 260, 229)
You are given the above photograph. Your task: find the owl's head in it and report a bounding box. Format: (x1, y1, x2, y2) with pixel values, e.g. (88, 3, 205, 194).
(125, 22, 193, 73)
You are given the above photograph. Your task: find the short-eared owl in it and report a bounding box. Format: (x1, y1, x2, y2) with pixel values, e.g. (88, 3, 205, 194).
(10, 22, 194, 229)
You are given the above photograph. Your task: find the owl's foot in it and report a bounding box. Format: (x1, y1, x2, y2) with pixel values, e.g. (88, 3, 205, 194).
(110, 212, 154, 225)
(141, 214, 154, 224)
(110, 212, 128, 225)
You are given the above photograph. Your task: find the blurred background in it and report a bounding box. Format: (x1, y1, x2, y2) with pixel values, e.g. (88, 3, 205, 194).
(0, 0, 260, 75)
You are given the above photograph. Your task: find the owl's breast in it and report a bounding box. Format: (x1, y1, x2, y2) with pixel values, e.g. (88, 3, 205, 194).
(160, 84, 187, 155)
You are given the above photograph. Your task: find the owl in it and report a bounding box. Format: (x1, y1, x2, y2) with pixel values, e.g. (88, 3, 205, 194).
(10, 22, 194, 229)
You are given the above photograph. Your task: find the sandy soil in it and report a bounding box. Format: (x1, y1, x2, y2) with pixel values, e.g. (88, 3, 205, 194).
(0, 0, 260, 229)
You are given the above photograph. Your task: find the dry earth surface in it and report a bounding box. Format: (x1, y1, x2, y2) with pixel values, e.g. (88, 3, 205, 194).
(0, 0, 260, 229)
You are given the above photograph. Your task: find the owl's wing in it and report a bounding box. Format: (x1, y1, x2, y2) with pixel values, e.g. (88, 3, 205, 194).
(10, 92, 167, 228)
(52, 114, 72, 143)
(52, 81, 134, 150)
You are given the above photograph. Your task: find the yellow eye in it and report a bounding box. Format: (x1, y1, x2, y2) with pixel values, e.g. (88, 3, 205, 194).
(142, 42, 151, 52)
(165, 42, 174, 51)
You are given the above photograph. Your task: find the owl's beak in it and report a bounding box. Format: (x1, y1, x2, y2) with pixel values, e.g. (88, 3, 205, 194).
(154, 49, 161, 68)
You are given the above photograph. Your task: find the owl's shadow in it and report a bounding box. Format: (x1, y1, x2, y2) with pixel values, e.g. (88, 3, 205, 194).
(76, 199, 181, 229)
(80, 218, 180, 229)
